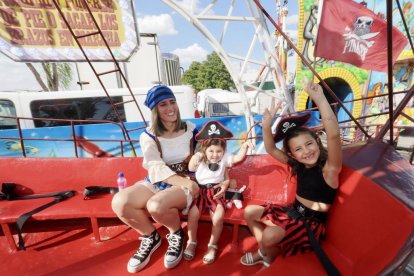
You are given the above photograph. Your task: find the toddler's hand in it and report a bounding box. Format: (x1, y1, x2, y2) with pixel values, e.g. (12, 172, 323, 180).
(213, 181, 229, 199)
(243, 141, 255, 151)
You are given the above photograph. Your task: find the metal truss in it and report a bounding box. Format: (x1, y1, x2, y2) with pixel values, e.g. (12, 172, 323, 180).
(161, 0, 295, 133)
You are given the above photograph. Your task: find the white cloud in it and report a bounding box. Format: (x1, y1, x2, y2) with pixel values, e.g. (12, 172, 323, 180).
(172, 43, 208, 67)
(138, 14, 178, 35)
(176, 0, 206, 14)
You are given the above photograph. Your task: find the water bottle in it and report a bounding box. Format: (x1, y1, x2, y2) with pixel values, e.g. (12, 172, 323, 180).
(117, 172, 127, 190)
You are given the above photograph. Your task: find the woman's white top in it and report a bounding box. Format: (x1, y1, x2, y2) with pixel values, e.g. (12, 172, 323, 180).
(195, 153, 233, 185)
(140, 121, 196, 183)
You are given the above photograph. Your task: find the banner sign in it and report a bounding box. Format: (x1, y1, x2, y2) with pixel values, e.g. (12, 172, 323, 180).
(0, 0, 139, 61)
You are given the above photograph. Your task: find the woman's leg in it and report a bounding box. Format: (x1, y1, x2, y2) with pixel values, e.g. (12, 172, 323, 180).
(111, 181, 155, 235)
(146, 187, 187, 269)
(112, 182, 161, 273)
(146, 186, 187, 233)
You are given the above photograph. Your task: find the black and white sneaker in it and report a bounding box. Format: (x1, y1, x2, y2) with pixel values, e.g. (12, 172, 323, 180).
(127, 230, 161, 273)
(164, 228, 184, 269)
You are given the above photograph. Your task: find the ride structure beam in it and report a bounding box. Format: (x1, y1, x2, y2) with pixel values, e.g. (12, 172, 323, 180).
(162, 0, 295, 144)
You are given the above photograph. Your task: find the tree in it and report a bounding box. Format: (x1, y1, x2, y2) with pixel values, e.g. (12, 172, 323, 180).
(26, 62, 73, 91)
(182, 52, 235, 91)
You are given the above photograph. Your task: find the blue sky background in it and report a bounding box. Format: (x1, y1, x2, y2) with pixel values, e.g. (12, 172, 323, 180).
(0, 0, 299, 91)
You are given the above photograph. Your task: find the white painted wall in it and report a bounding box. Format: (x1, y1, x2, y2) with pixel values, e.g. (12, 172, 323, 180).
(75, 33, 166, 90)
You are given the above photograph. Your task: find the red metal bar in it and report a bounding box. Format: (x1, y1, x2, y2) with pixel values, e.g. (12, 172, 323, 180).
(97, 69, 121, 77)
(76, 31, 100, 39)
(377, 85, 414, 139)
(16, 118, 26, 158)
(71, 122, 79, 158)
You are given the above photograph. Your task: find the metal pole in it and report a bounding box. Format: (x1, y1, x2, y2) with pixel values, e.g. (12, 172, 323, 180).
(385, 0, 394, 144)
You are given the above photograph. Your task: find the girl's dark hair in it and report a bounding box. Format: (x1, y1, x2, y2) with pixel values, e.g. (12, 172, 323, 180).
(282, 127, 327, 176)
(199, 139, 227, 162)
(150, 106, 185, 136)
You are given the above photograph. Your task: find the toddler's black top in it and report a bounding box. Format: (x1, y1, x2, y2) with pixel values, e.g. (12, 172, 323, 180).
(296, 165, 337, 204)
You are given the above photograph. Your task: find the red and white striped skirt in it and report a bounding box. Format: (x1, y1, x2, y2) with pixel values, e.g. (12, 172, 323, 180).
(260, 201, 327, 257)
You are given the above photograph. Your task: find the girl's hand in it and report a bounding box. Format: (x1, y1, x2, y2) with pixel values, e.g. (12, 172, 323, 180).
(194, 152, 203, 166)
(213, 180, 229, 199)
(301, 78, 324, 102)
(242, 141, 255, 151)
(262, 98, 282, 129)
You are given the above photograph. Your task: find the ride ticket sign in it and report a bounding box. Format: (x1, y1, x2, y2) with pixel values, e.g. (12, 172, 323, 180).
(0, 0, 139, 61)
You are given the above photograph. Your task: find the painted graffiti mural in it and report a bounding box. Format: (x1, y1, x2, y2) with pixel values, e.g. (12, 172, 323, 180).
(296, 0, 413, 138)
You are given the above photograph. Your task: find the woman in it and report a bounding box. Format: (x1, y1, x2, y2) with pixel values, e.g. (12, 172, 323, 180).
(112, 85, 199, 273)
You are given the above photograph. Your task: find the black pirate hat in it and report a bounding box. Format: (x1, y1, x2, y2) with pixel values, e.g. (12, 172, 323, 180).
(195, 120, 233, 141)
(273, 113, 311, 143)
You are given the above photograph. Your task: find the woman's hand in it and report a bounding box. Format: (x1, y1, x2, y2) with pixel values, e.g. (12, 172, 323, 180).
(186, 179, 200, 198)
(213, 180, 230, 199)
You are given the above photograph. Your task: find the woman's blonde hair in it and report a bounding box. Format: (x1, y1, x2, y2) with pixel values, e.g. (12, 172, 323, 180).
(149, 105, 185, 136)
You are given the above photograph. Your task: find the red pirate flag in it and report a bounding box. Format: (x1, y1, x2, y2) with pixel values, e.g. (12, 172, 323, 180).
(314, 0, 407, 72)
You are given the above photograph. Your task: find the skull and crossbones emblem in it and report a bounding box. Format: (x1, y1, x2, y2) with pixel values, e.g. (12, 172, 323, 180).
(208, 124, 220, 136)
(353, 16, 373, 36)
(282, 122, 296, 133)
(343, 16, 379, 47)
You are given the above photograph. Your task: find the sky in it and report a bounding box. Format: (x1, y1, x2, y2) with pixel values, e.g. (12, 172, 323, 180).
(0, 0, 299, 91)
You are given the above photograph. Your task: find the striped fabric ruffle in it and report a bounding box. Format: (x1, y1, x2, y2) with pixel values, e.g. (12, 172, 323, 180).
(192, 186, 226, 213)
(260, 202, 326, 257)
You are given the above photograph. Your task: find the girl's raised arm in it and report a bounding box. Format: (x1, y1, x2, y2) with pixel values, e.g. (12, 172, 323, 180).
(262, 100, 289, 164)
(232, 141, 254, 164)
(303, 81, 342, 175)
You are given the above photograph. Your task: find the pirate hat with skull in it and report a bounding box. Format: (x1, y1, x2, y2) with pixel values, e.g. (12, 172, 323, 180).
(273, 113, 311, 143)
(195, 120, 233, 141)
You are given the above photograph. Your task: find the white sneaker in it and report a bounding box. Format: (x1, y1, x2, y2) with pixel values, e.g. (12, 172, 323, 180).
(127, 231, 161, 273)
(164, 229, 184, 269)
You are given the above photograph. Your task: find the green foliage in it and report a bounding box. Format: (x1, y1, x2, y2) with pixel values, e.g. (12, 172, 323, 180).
(303, 0, 317, 11)
(27, 62, 73, 91)
(182, 52, 235, 92)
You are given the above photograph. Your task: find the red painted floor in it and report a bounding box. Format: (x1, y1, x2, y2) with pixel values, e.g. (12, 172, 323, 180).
(1, 220, 264, 276)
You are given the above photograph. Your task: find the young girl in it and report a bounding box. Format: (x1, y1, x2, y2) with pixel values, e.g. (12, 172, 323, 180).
(184, 120, 253, 264)
(240, 80, 342, 269)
